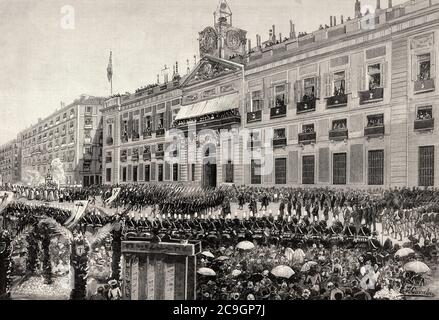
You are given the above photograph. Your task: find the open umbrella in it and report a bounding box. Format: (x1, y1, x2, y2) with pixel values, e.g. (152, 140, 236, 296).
(271, 265, 295, 279)
(197, 267, 216, 276)
(395, 248, 415, 258)
(403, 261, 431, 274)
(236, 241, 255, 251)
(300, 261, 318, 272)
(284, 248, 294, 261)
(292, 249, 305, 264)
(231, 269, 242, 277)
(201, 251, 215, 259)
(216, 255, 230, 262)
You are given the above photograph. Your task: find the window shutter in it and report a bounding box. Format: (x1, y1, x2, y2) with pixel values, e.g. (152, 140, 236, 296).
(411, 55, 418, 81)
(165, 105, 171, 130)
(431, 50, 436, 79)
(324, 73, 331, 97)
(346, 68, 352, 94)
(151, 105, 157, 131)
(357, 66, 365, 91)
(128, 112, 133, 138)
(139, 163, 144, 181)
(382, 61, 388, 88)
(245, 92, 251, 112)
(315, 76, 321, 99)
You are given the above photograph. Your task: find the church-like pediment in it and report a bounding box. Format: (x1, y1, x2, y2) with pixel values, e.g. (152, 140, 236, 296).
(181, 55, 243, 87)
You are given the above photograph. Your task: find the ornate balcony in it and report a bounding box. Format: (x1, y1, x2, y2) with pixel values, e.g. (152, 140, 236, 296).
(364, 125, 385, 137)
(143, 130, 152, 139)
(120, 155, 127, 162)
(155, 128, 165, 137)
(414, 118, 434, 131)
(359, 88, 384, 105)
(155, 150, 164, 160)
(132, 153, 139, 162)
(270, 104, 287, 119)
(329, 129, 348, 141)
(143, 152, 151, 161)
(297, 98, 316, 114)
(105, 156, 112, 163)
(132, 132, 140, 141)
(414, 79, 435, 94)
(298, 132, 316, 145)
(247, 110, 262, 123)
(326, 94, 348, 108)
(273, 137, 287, 148)
(83, 153, 92, 161)
(106, 137, 113, 145)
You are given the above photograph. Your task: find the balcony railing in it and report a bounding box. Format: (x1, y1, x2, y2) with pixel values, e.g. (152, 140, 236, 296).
(105, 157, 112, 163)
(132, 154, 139, 162)
(364, 125, 385, 137)
(414, 118, 434, 131)
(143, 153, 151, 161)
(247, 110, 262, 123)
(156, 128, 165, 137)
(143, 130, 152, 139)
(298, 132, 316, 145)
(273, 137, 287, 148)
(359, 88, 384, 105)
(326, 94, 348, 108)
(120, 155, 127, 162)
(414, 79, 435, 94)
(297, 98, 316, 114)
(121, 134, 128, 143)
(270, 104, 287, 119)
(155, 150, 164, 159)
(106, 137, 113, 145)
(329, 129, 348, 141)
(132, 132, 140, 141)
(83, 153, 92, 161)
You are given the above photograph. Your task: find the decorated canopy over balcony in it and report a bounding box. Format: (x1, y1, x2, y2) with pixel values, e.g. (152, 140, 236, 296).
(175, 93, 239, 122)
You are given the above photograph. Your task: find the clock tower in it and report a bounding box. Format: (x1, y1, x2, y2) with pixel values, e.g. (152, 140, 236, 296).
(198, 0, 247, 60)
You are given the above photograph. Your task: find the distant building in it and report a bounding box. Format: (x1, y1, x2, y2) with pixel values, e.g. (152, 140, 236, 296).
(18, 95, 105, 186)
(0, 139, 21, 185)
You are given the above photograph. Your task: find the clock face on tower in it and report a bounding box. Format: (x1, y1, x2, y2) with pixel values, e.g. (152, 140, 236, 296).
(226, 30, 241, 50)
(199, 27, 218, 55)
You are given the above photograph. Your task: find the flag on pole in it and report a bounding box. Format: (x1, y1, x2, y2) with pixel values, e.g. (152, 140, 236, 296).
(64, 200, 89, 229)
(105, 187, 121, 206)
(107, 51, 113, 82)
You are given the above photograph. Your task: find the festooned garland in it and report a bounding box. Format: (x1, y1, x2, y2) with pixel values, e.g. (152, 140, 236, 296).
(0, 230, 12, 300)
(39, 223, 53, 284)
(111, 222, 122, 281)
(25, 230, 39, 275)
(70, 233, 90, 300)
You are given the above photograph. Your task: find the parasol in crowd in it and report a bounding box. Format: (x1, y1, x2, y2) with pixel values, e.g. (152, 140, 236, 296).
(270, 265, 295, 279)
(403, 261, 431, 274)
(231, 269, 242, 277)
(216, 255, 230, 262)
(395, 248, 415, 258)
(201, 251, 215, 259)
(292, 249, 306, 264)
(197, 267, 216, 276)
(300, 261, 318, 272)
(284, 248, 294, 261)
(236, 241, 255, 251)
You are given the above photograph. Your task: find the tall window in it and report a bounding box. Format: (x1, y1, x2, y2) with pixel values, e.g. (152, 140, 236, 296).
(133, 166, 138, 182)
(419, 146, 435, 187)
(106, 168, 111, 182)
(368, 150, 384, 185)
(275, 158, 287, 184)
(274, 84, 286, 107)
(191, 163, 196, 181)
(333, 71, 346, 96)
(332, 119, 347, 130)
(302, 155, 315, 184)
(122, 167, 127, 182)
(145, 164, 150, 182)
(158, 164, 164, 182)
(367, 63, 382, 89)
(303, 78, 316, 101)
(333, 153, 347, 185)
(132, 119, 140, 138)
(173, 163, 179, 182)
(157, 113, 164, 129)
(251, 159, 262, 184)
(225, 160, 234, 183)
(251, 90, 263, 111)
(367, 114, 384, 127)
(302, 123, 315, 133)
(107, 124, 113, 137)
(143, 116, 151, 130)
(417, 53, 431, 80)
(274, 128, 286, 139)
(416, 106, 433, 120)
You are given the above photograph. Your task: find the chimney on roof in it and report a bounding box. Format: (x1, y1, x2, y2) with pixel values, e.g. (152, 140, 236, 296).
(258, 34, 262, 47)
(290, 20, 296, 39)
(248, 39, 252, 53)
(330, 15, 333, 27)
(186, 59, 190, 75)
(388, 0, 392, 8)
(157, 74, 160, 84)
(341, 15, 344, 23)
(355, 0, 362, 18)
(334, 16, 337, 26)
(279, 33, 282, 41)
(272, 25, 276, 41)
(194, 55, 197, 67)
(377, 0, 381, 9)
(175, 61, 179, 75)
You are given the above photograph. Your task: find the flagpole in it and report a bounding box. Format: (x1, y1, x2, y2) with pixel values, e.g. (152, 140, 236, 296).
(111, 77, 113, 96)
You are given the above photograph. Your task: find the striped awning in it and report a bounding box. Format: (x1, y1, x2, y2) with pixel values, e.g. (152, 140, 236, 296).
(175, 93, 239, 121)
